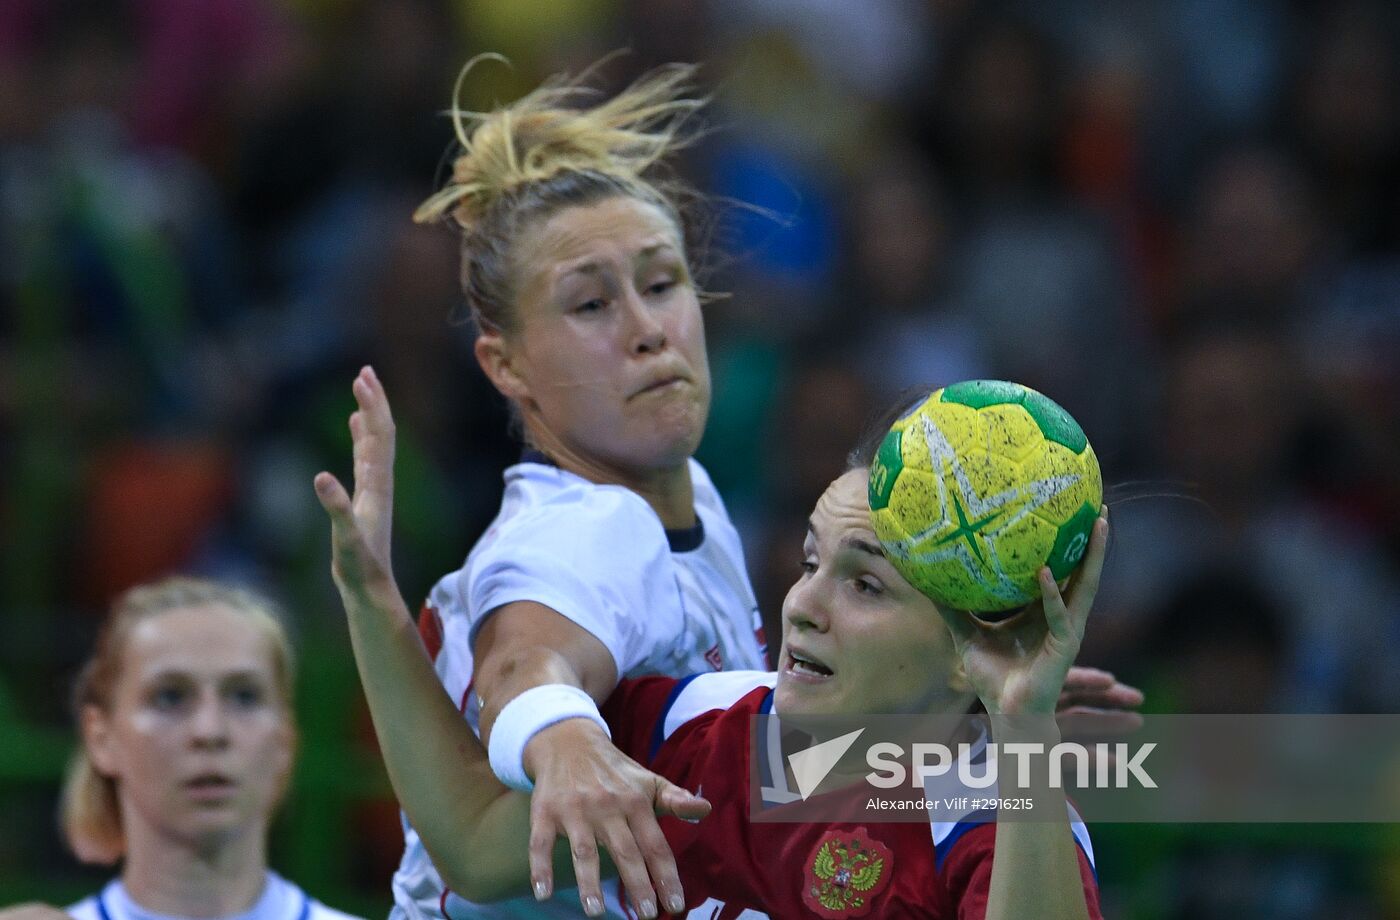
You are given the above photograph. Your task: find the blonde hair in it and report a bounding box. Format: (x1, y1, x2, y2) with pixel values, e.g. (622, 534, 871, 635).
(414, 55, 706, 335)
(60, 576, 296, 865)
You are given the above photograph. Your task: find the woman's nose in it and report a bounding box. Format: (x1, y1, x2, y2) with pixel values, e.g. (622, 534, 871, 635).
(189, 695, 230, 749)
(783, 576, 831, 634)
(622, 287, 667, 355)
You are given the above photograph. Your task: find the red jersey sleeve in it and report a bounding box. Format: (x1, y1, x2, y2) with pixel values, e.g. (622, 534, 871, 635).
(939, 822, 1103, 920)
(599, 676, 683, 766)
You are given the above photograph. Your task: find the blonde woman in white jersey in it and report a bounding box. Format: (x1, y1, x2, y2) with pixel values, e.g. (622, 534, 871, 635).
(390, 59, 1141, 920)
(0, 578, 360, 920)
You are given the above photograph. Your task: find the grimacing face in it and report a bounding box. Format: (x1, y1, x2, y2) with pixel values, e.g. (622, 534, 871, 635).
(83, 604, 295, 850)
(774, 470, 973, 718)
(487, 195, 711, 476)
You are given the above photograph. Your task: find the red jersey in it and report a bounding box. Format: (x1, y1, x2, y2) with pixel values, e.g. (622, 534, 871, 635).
(601, 672, 1103, 919)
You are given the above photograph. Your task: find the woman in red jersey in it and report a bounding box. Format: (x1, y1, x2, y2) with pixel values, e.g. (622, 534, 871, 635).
(317, 373, 1107, 919)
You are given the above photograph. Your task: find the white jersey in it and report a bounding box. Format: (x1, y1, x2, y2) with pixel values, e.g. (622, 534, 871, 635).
(393, 455, 767, 920)
(69, 872, 361, 920)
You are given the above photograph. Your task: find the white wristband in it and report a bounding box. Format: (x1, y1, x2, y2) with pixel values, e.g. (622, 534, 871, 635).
(487, 683, 611, 792)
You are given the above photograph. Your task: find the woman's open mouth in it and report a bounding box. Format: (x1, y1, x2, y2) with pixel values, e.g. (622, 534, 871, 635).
(783, 647, 835, 682)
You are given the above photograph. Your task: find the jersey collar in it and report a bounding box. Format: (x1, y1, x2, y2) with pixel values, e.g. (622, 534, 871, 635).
(520, 449, 705, 551)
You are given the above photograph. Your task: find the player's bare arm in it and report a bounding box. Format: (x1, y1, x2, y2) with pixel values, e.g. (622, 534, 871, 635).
(472, 605, 705, 916)
(315, 368, 554, 902)
(316, 368, 684, 916)
(938, 508, 1109, 920)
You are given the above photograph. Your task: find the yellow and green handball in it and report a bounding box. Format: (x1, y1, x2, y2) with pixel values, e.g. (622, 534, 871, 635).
(868, 380, 1103, 613)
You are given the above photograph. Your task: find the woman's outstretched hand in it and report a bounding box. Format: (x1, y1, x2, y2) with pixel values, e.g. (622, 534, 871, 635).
(523, 720, 706, 917)
(314, 366, 399, 608)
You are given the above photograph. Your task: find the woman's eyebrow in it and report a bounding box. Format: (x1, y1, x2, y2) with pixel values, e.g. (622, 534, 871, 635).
(636, 242, 677, 260)
(840, 535, 886, 558)
(220, 669, 269, 683)
(559, 261, 605, 281)
(141, 668, 192, 682)
(558, 243, 679, 282)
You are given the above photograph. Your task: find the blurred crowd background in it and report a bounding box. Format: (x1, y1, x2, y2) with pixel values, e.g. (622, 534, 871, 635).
(2, 0, 1400, 917)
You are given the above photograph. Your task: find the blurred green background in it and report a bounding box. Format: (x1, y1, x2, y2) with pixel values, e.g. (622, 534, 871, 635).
(3, 0, 1400, 916)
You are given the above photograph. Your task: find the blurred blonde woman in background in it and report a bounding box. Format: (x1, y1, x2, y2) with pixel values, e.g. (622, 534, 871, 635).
(1, 577, 363, 920)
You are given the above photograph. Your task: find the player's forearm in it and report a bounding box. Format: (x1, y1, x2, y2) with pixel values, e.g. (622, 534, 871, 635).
(985, 814, 1090, 920)
(339, 590, 616, 901)
(475, 642, 602, 744)
(983, 723, 1091, 920)
(336, 585, 526, 898)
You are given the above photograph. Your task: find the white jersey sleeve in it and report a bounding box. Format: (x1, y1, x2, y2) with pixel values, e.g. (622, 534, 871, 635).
(462, 482, 680, 677)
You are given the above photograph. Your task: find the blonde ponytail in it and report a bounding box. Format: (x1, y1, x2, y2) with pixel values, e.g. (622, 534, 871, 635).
(415, 55, 707, 335)
(60, 748, 124, 866)
(415, 55, 702, 229)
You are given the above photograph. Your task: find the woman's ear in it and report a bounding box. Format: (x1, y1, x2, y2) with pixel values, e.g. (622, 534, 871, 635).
(81, 705, 117, 777)
(947, 656, 973, 696)
(475, 332, 532, 405)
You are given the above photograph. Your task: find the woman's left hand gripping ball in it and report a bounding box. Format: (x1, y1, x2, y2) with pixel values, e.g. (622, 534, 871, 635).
(938, 507, 1111, 718)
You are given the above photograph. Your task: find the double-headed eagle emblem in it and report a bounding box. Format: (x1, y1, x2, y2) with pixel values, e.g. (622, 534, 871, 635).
(802, 828, 894, 918)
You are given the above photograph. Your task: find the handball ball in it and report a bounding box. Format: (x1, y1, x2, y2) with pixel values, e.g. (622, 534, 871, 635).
(868, 380, 1102, 614)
